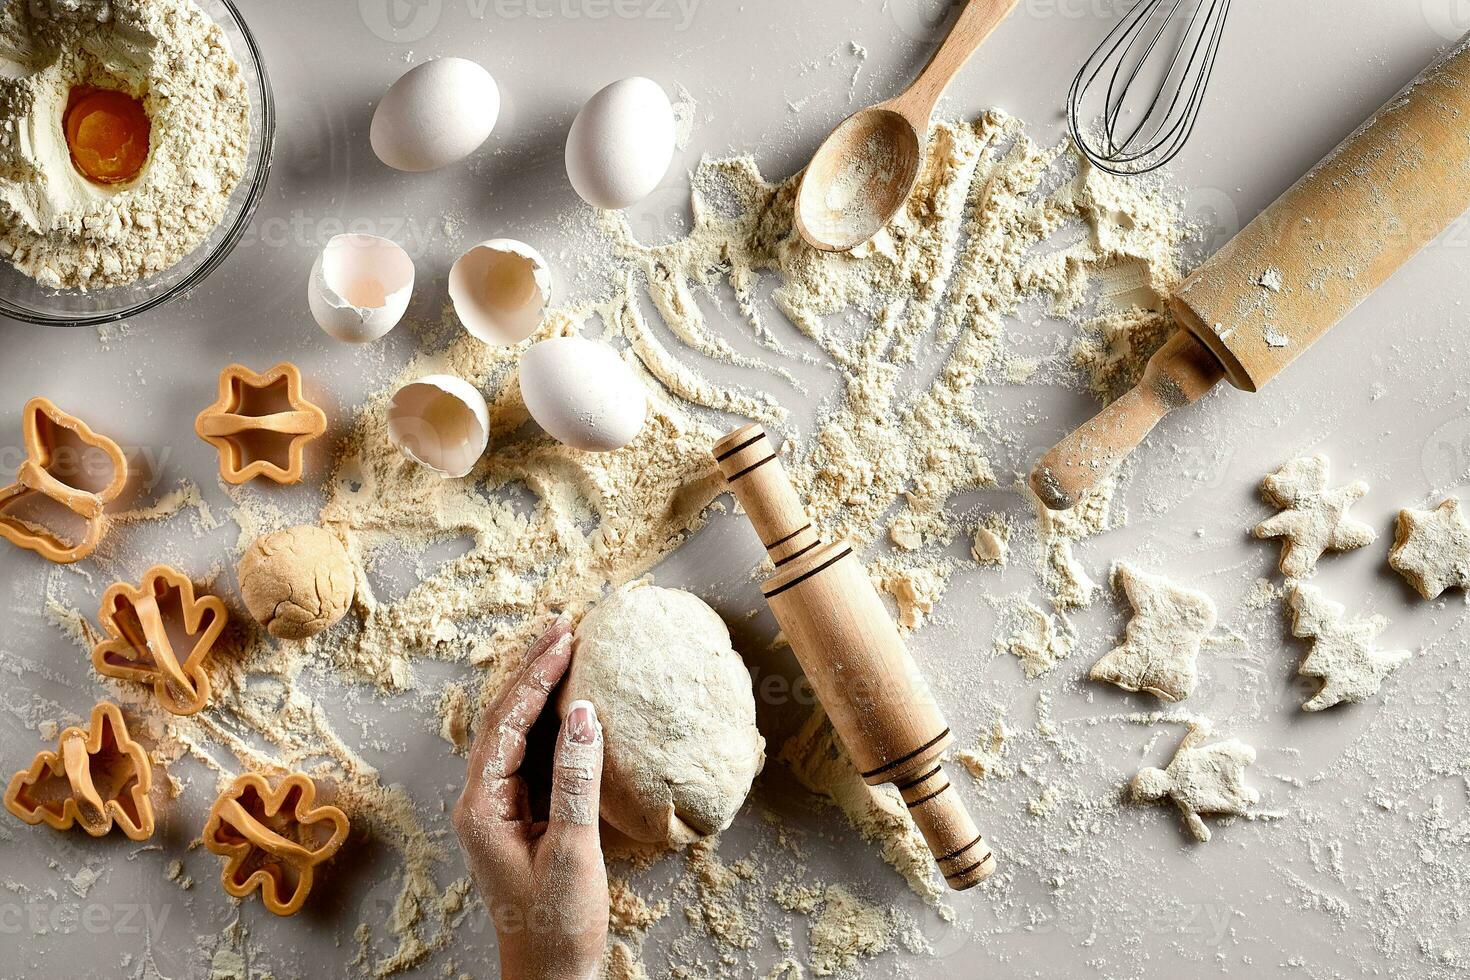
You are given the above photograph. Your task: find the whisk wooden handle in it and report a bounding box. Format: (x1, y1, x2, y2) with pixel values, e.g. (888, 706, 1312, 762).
(712, 426, 995, 891)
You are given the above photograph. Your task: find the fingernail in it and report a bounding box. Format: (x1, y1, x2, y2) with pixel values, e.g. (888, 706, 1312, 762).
(565, 700, 599, 745)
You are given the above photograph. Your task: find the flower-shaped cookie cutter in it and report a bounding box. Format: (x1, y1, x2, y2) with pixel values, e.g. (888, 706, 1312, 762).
(92, 565, 228, 716)
(203, 772, 349, 916)
(4, 701, 154, 840)
(195, 363, 328, 485)
(0, 397, 128, 564)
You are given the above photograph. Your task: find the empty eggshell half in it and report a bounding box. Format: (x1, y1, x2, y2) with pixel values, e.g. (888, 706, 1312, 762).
(518, 336, 647, 452)
(386, 375, 490, 479)
(449, 239, 552, 346)
(309, 234, 415, 343)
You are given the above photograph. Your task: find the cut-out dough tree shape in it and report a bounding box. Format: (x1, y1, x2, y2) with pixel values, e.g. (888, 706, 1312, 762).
(1253, 454, 1375, 578)
(1389, 497, 1470, 600)
(1090, 562, 1217, 702)
(1130, 722, 1260, 843)
(1287, 584, 1410, 712)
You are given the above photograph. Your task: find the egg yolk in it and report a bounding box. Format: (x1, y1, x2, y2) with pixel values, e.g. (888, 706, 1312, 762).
(63, 87, 151, 185)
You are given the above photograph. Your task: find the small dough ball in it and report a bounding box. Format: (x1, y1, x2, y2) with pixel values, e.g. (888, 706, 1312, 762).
(237, 525, 355, 641)
(560, 581, 765, 845)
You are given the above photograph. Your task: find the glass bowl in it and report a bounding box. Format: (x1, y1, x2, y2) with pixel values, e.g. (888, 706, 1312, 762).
(0, 0, 275, 328)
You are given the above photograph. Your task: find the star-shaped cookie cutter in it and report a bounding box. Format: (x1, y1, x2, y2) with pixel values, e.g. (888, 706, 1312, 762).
(203, 772, 350, 916)
(195, 363, 328, 485)
(0, 397, 128, 564)
(91, 565, 229, 716)
(4, 701, 154, 840)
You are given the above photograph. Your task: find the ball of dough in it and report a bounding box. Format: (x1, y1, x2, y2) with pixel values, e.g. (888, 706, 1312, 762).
(560, 581, 765, 845)
(237, 525, 355, 641)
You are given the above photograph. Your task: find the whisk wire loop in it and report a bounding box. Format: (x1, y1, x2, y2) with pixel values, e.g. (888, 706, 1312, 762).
(1068, 0, 1233, 176)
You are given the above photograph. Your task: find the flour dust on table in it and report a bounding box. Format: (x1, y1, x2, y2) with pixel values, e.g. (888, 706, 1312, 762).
(38, 108, 1200, 977)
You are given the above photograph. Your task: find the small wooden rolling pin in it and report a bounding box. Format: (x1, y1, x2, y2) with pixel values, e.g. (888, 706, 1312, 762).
(713, 425, 995, 891)
(1031, 36, 1470, 511)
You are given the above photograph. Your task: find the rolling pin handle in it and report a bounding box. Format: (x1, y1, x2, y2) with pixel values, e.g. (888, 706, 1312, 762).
(894, 762, 995, 890)
(1030, 329, 1226, 511)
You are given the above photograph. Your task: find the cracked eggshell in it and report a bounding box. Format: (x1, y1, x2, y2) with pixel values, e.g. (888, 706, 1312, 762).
(309, 234, 415, 343)
(449, 239, 552, 346)
(371, 58, 500, 173)
(518, 336, 647, 452)
(565, 77, 675, 210)
(386, 375, 490, 479)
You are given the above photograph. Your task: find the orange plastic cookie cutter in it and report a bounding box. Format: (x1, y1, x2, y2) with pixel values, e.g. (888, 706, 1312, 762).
(0, 397, 128, 564)
(4, 701, 154, 840)
(203, 772, 349, 916)
(195, 363, 328, 485)
(92, 565, 228, 716)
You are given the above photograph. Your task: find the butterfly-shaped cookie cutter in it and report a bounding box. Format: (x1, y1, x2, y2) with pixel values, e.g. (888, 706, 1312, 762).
(195, 363, 328, 485)
(3, 701, 154, 840)
(91, 565, 228, 716)
(203, 772, 350, 916)
(0, 398, 128, 564)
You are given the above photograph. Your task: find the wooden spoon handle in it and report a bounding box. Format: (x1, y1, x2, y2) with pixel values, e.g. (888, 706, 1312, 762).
(892, 0, 1021, 125)
(1030, 330, 1226, 510)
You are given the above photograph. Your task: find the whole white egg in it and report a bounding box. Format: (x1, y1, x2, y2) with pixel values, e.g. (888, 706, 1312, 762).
(371, 58, 499, 172)
(565, 77, 675, 210)
(518, 337, 648, 452)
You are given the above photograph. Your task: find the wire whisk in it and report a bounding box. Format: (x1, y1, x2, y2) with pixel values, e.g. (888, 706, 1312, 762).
(1067, 0, 1233, 177)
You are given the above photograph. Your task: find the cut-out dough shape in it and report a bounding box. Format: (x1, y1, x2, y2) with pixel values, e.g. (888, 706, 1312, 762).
(92, 565, 228, 716)
(0, 397, 128, 564)
(203, 772, 349, 916)
(1090, 562, 1217, 702)
(1287, 584, 1410, 712)
(1253, 454, 1375, 578)
(1389, 498, 1470, 600)
(1130, 722, 1260, 842)
(195, 363, 328, 485)
(4, 702, 154, 840)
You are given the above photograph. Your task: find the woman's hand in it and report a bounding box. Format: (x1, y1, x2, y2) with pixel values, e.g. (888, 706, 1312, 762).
(453, 619, 608, 980)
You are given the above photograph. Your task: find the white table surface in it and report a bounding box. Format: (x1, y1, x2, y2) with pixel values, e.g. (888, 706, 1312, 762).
(5, 1, 1470, 977)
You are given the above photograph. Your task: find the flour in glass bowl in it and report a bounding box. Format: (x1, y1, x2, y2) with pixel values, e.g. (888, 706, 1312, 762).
(0, 0, 249, 290)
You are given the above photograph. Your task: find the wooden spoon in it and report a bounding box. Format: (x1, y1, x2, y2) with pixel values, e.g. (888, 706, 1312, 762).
(795, 0, 1020, 253)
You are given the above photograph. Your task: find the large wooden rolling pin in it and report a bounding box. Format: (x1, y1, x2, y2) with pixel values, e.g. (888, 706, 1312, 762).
(713, 425, 995, 891)
(1031, 36, 1470, 511)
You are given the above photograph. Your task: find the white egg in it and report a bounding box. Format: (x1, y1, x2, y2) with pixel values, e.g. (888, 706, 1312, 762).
(308, 234, 415, 343)
(371, 58, 499, 173)
(565, 77, 675, 210)
(449, 239, 552, 346)
(386, 375, 490, 479)
(519, 337, 647, 452)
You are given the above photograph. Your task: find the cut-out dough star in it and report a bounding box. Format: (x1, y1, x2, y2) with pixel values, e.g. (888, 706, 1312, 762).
(1090, 562, 1217, 702)
(1130, 722, 1260, 843)
(1389, 498, 1470, 600)
(1287, 584, 1410, 712)
(1253, 454, 1375, 578)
